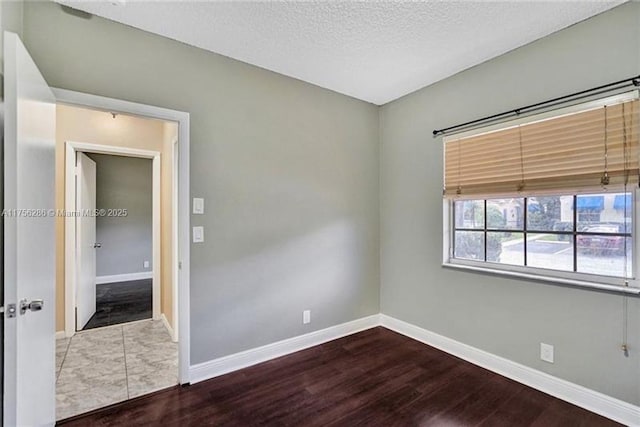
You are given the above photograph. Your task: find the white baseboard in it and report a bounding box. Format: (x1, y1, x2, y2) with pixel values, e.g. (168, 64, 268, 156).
(380, 314, 640, 427)
(161, 313, 178, 343)
(189, 314, 381, 384)
(55, 331, 67, 339)
(185, 312, 637, 426)
(96, 271, 153, 284)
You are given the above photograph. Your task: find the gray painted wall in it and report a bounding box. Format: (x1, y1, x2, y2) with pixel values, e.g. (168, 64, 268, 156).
(20, 0, 639, 407)
(379, 3, 640, 405)
(22, 1, 380, 364)
(0, 0, 23, 96)
(88, 154, 152, 278)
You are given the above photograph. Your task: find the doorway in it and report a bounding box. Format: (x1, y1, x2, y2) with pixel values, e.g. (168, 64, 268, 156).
(75, 152, 155, 331)
(64, 140, 162, 334)
(3, 32, 190, 426)
(56, 106, 180, 420)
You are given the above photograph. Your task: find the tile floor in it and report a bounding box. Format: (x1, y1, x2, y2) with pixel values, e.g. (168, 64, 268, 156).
(56, 320, 178, 421)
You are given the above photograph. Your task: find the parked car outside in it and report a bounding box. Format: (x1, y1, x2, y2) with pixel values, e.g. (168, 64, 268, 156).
(577, 223, 627, 256)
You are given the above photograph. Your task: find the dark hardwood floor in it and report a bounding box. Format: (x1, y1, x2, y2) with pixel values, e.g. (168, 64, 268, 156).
(58, 327, 621, 426)
(82, 279, 152, 330)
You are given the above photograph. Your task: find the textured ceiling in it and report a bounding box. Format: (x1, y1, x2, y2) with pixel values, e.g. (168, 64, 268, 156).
(56, 0, 623, 105)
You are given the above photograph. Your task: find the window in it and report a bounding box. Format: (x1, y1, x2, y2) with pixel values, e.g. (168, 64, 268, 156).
(444, 92, 639, 288)
(452, 193, 632, 279)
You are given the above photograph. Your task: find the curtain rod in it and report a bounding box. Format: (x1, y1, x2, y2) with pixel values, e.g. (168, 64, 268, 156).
(432, 75, 640, 137)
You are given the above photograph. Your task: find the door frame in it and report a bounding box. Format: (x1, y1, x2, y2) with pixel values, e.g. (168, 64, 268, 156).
(172, 137, 179, 342)
(65, 142, 162, 332)
(54, 88, 191, 384)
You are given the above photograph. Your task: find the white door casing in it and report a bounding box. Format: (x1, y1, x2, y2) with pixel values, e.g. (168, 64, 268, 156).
(172, 137, 179, 342)
(75, 153, 97, 330)
(53, 88, 191, 385)
(64, 142, 162, 337)
(3, 31, 57, 426)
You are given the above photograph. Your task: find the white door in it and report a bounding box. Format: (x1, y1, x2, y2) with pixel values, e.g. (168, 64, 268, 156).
(3, 32, 57, 426)
(75, 153, 97, 330)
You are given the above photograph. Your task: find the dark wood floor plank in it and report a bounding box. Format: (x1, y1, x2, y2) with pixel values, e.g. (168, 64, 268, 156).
(83, 279, 152, 330)
(478, 385, 558, 427)
(423, 375, 521, 426)
(530, 398, 622, 427)
(57, 327, 623, 427)
(307, 362, 427, 426)
(385, 367, 496, 426)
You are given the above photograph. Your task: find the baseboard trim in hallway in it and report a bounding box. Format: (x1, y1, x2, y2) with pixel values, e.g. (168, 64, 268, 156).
(161, 313, 177, 342)
(96, 272, 153, 284)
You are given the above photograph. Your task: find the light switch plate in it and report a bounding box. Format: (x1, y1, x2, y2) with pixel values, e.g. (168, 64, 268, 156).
(303, 310, 311, 324)
(192, 226, 204, 243)
(193, 198, 204, 214)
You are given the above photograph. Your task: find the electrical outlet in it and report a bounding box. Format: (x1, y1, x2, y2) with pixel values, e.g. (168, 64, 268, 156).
(303, 310, 311, 324)
(143, 260, 150, 269)
(540, 343, 554, 363)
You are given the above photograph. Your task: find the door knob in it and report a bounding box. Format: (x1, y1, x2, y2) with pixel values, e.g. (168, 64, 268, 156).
(93, 243, 102, 248)
(19, 299, 44, 315)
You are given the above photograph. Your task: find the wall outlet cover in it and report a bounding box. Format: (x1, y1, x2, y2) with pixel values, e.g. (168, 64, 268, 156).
(540, 342, 554, 363)
(303, 310, 311, 324)
(143, 260, 150, 269)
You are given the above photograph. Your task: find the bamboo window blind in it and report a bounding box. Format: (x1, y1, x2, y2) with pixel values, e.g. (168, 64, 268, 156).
(443, 95, 639, 199)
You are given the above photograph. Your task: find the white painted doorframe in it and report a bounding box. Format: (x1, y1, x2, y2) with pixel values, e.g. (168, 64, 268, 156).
(65, 142, 162, 333)
(54, 88, 191, 385)
(172, 137, 179, 342)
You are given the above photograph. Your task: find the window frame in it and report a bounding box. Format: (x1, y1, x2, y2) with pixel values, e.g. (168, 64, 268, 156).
(441, 92, 640, 294)
(444, 192, 637, 289)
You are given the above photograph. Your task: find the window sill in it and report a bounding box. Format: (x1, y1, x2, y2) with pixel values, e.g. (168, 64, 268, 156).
(442, 262, 640, 296)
